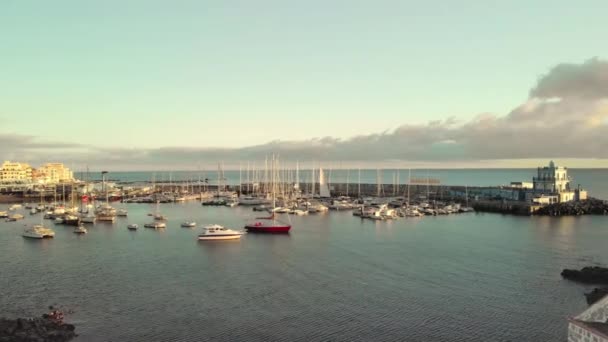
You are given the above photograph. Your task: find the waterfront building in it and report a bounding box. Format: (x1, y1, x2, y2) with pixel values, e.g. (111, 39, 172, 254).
(568, 294, 608, 342)
(530, 161, 586, 203)
(34, 163, 74, 183)
(0, 161, 33, 182)
(533, 160, 570, 192)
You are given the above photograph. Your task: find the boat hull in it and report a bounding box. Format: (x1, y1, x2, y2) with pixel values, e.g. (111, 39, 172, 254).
(198, 234, 242, 241)
(244, 225, 291, 233)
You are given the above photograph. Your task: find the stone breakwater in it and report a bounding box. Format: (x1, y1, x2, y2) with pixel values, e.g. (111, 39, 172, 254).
(0, 313, 76, 342)
(534, 198, 608, 216)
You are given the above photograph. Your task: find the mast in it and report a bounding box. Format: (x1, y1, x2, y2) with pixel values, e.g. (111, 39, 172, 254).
(358, 167, 361, 198)
(101, 171, 109, 205)
(346, 169, 350, 197)
(407, 168, 411, 207)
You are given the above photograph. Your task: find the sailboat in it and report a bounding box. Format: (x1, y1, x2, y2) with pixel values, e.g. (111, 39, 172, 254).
(23, 191, 55, 239)
(244, 155, 291, 234)
(153, 200, 167, 221)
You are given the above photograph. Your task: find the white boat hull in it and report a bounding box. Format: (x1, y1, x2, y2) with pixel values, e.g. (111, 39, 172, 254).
(198, 235, 242, 241)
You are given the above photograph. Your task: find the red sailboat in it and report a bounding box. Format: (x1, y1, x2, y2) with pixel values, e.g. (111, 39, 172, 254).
(245, 213, 291, 233)
(244, 155, 291, 234)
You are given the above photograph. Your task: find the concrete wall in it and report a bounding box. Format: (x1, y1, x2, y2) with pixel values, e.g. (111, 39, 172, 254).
(568, 321, 608, 342)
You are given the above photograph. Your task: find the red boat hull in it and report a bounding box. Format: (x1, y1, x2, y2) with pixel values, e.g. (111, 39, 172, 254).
(244, 224, 291, 233)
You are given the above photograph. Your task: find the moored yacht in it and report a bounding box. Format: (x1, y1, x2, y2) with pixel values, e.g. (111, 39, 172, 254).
(73, 225, 87, 234)
(22, 225, 55, 239)
(144, 222, 166, 229)
(198, 224, 244, 241)
(127, 223, 139, 230)
(181, 221, 196, 228)
(244, 214, 291, 234)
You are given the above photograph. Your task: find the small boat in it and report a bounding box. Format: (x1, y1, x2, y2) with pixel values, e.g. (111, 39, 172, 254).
(291, 209, 309, 216)
(224, 200, 239, 207)
(116, 209, 128, 217)
(30, 208, 37, 215)
(9, 204, 22, 211)
(0, 211, 8, 218)
(144, 222, 166, 229)
(22, 225, 55, 239)
(127, 223, 139, 230)
(198, 224, 244, 241)
(6, 214, 25, 222)
(181, 221, 196, 228)
(80, 214, 96, 224)
(73, 225, 87, 234)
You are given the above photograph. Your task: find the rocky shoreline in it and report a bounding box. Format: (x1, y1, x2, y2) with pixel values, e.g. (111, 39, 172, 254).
(562, 266, 608, 306)
(561, 266, 608, 284)
(535, 198, 608, 216)
(0, 310, 76, 342)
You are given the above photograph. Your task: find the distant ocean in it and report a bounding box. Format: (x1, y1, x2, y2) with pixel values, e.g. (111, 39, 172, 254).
(87, 169, 608, 199)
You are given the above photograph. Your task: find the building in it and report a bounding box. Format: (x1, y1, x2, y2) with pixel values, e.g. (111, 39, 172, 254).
(568, 294, 608, 342)
(530, 161, 586, 203)
(0, 161, 33, 182)
(510, 181, 533, 189)
(34, 163, 74, 183)
(533, 160, 571, 192)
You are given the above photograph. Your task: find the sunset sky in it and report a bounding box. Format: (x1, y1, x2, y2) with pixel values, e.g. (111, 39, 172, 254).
(1, 0, 607, 169)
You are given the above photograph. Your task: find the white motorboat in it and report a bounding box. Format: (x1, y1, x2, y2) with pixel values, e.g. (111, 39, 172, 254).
(198, 224, 244, 241)
(22, 225, 55, 239)
(291, 209, 309, 216)
(73, 225, 87, 234)
(0, 211, 8, 218)
(6, 214, 24, 222)
(224, 200, 239, 207)
(9, 204, 22, 211)
(154, 215, 167, 221)
(144, 222, 166, 229)
(127, 223, 139, 230)
(116, 209, 128, 217)
(238, 196, 270, 206)
(30, 208, 37, 215)
(181, 221, 196, 228)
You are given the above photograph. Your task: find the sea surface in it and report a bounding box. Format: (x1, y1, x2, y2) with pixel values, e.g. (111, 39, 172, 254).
(1, 202, 607, 341)
(89, 168, 608, 200)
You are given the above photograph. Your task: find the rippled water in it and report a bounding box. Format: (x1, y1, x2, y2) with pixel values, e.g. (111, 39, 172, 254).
(1, 203, 607, 341)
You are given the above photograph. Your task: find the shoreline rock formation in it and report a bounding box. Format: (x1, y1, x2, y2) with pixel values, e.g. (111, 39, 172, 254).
(0, 310, 76, 342)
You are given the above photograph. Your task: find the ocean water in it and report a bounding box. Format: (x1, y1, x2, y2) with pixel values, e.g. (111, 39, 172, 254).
(1, 203, 607, 341)
(91, 169, 608, 199)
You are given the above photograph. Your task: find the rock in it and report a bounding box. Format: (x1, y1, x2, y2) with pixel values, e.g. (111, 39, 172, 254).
(561, 266, 608, 284)
(0, 311, 77, 342)
(535, 198, 608, 216)
(585, 287, 608, 305)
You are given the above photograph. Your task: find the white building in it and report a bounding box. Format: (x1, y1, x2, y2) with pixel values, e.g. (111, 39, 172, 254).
(533, 160, 570, 193)
(34, 163, 74, 183)
(530, 161, 587, 203)
(568, 294, 608, 342)
(0, 161, 33, 182)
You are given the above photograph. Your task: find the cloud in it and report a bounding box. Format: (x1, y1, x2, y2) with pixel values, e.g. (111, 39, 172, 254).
(1, 58, 607, 169)
(529, 57, 608, 99)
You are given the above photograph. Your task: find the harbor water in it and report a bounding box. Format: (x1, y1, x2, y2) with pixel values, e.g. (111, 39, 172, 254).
(1, 202, 607, 341)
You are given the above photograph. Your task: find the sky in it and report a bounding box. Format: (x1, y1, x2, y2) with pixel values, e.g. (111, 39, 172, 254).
(1, 0, 608, 169)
